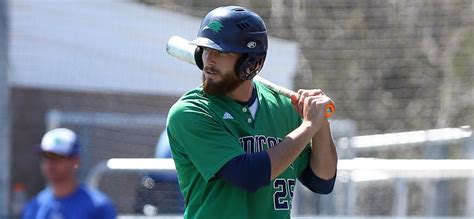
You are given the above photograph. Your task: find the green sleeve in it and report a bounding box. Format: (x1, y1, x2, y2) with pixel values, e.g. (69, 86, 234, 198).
(167, 101, 244, 182)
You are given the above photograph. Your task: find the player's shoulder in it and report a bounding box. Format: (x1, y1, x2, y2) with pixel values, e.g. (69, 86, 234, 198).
(255, 80, 283, 97)
(254, 80, 292, 106)
(22, 198, 40, 218)
(180, 86, 206, 100)
(34, 187, 54, 205)
(22, 187, 54, 216)
(79, 185, 114, 208)
(169, 86, 211, 118)
(79, 185, 117, 218)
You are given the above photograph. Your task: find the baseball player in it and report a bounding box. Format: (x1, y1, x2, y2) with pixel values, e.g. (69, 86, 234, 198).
(22, 128, 116, 219)
(167, 6, 337, 219)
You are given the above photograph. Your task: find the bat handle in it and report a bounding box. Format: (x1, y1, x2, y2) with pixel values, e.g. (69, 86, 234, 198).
(291, 96, 335, 118)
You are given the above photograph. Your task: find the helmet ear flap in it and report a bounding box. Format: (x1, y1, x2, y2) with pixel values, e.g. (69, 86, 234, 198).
(235, 54, 248, 80)
(235, 53, 266, 80)
(194, 46, 204, 70)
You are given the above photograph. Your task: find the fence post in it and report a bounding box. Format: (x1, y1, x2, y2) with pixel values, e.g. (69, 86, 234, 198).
(0, 0, 10, 217)
(392, 178, 408, 216)
(466, 135, 474, 216)
(423, 142, 449, 216)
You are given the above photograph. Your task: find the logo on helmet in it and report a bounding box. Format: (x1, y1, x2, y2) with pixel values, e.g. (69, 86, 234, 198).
(247, 41, 257, 49)
(204, 20, 224, 34)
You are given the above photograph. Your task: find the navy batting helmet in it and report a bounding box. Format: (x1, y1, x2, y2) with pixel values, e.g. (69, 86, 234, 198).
(191, 6, 268, 80)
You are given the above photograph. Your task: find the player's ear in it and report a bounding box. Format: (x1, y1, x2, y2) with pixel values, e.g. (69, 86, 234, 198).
(71, 157, 80, 169)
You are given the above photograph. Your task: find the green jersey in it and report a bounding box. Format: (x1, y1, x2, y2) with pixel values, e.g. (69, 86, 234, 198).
(167, 80, 311, 219)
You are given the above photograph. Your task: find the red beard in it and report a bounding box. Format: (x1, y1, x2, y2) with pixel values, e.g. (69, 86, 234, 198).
(202, 66, 244, 95)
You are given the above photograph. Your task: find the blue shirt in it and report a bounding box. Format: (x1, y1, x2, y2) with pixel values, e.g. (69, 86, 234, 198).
(22, 184, 116, 219)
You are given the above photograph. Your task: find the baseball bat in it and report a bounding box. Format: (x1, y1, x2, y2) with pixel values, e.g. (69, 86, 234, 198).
(166, 36, 335, 118)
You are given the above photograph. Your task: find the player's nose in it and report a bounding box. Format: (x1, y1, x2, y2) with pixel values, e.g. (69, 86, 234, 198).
(202, 48, 218, 65)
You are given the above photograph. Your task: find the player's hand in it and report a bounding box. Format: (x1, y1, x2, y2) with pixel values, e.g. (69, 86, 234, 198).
(291, 89, 334, 132)
(290, 89, 324, 117)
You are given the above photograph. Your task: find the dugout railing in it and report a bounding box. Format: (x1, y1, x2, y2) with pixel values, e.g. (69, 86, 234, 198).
(87, 158, 474, 217)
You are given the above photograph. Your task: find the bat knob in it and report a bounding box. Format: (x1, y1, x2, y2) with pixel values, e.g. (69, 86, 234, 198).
(325, 103, 335, 118)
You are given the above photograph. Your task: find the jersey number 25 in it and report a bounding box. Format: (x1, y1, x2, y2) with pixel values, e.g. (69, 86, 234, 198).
(273, 178, 296, 210)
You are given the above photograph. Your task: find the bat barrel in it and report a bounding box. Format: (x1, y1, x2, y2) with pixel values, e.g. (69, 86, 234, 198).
(166, 36, 197, 65)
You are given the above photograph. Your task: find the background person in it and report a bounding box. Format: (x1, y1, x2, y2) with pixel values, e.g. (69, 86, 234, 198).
(22, 128, 117, 219)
